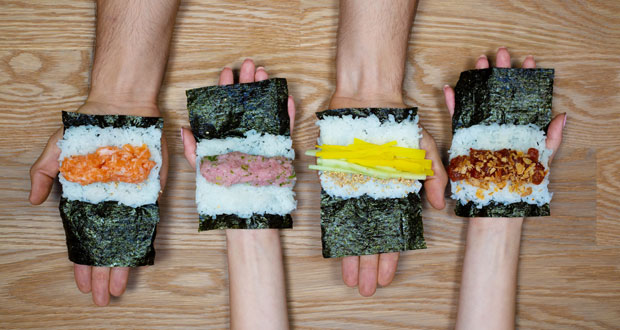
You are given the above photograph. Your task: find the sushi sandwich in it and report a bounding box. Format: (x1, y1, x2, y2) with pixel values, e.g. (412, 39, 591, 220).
(308, 108, 433, 258)
(58, 111, 163, 267)
(448, 67, 555, 217)
(186, 78, 296, 230)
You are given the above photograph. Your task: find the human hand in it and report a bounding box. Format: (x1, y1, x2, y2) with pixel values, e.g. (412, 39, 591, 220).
(443, 47, 565, 168)
(29, 102, 167, 306)
(327, 98, 448, 297)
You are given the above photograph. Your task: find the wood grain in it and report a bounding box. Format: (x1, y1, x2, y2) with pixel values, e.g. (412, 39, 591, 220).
(1, 0, 619, 329)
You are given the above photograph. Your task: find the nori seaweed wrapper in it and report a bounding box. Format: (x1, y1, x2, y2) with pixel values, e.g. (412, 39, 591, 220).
(199, 213, 292, 231)
(316, 107, 425, 258)
(316, 107, 418, 123)
(451, 68, 554, 217)
(186, 78, 290, 141)
(321, 191, 425, 258)
(60, 198, 159, 267)
(452, 68, 554, 133)
(455, 201, 550, 218)
(60, 111, 162, 266)
(186, 78, 294, 230)
(62, 111, 163, 130)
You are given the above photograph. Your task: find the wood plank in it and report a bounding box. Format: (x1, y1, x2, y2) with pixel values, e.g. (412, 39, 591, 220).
(0, 0, 618, 328)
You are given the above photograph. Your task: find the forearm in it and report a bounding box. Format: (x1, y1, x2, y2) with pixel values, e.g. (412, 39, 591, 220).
(87, 0, 180, 115)
(455, 218, 524, 330)
(334, 0, 417, 105)
(226, 230, 289, 330)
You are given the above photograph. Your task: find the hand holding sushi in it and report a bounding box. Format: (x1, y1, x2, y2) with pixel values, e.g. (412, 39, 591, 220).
(443, 47, 565, 329)
(317, 0, 447, 297)
(182, 59, 294, 329)
(29, 0, 178, 306)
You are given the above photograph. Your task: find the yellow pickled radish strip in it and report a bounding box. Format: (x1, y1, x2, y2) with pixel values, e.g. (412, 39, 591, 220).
(308, 138, 432, 180)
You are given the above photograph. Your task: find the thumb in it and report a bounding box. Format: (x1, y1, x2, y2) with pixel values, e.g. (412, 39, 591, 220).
(546, 113, 566, 165)
(30, 128, 62, 205)
(181, 127, 197, 169)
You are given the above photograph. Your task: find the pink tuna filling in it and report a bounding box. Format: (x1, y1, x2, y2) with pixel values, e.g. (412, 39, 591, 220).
(200, 151, 295, 187)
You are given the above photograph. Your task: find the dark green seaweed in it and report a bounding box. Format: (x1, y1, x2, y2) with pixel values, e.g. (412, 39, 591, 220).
(455, 201, 550, 218)
(59, 198, 159, 267)
(199, 213, 293, 231)
(62, 111, 163, 130)
(452, 68, 554, 133)
(186, 78, 289, 141)
(316, 107, 418, 123)
(320, 191, 425, 258)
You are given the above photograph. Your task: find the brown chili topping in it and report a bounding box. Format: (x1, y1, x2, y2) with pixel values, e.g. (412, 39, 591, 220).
(448, 148, 547, 197)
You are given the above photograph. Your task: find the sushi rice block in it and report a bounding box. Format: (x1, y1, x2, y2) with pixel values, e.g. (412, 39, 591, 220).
(448, 68, 555, 217)
(57, 111, 163, 267)
(186, 78, 296, 230)
(313, 108, 428, 258)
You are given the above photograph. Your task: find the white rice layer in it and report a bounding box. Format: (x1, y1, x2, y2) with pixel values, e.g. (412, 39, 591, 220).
(195, 157, 296, 217)
(320, 172, 421, 199)
(448, 123, 552, 208)
(316, 114, 422, 200)
(316, 114, 421, 148)
(57, 125, 162, 207)
(449, 123, 552, 166)
(194, 131, 296, 217)
(195, 130, 294, 159)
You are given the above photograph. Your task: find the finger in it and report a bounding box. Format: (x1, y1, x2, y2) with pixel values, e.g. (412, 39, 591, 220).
(341, 256, 359, 287)
(109, 267, 130, 297)
(239, 59, 255, 84)
(546, 113, 566, 165)
(522, 55, 536, 69)
(358, 254, 379, 297)
(218, 67, 234, 86)
(29, 128, 63, 205)
(420, 129, 447, 210)
(74, 264, 92, 293)
(287, 96, 296, 134)
(91, 267, 111, 306)
(377, 252, 399, 287)
(475, 54, 489, 69)
(255, 66, 269, 82)
(443, 85, 455, 117)
(181, 127, 197, 168)
(496, 47, 511, 68)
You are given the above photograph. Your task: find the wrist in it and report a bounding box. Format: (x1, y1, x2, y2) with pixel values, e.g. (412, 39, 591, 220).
(329, 90, 406, 110)
(467, 217, 524, 247)
(226, 229, 281, 247)
(81, 97, 161, 117)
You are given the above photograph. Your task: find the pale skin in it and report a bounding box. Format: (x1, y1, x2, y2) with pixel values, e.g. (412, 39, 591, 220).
(330, 0, 448, 297)
(29, 0, 179, 306)
(181, 59, 294, 330)
(444, 47, 566, 329)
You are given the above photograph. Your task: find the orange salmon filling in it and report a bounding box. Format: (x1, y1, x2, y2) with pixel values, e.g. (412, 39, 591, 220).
(60, 144, 155, 185)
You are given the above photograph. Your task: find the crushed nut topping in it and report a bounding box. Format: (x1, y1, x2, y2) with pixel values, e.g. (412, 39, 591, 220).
(448, 148, 547, 196)
(324, 171, 418, 189)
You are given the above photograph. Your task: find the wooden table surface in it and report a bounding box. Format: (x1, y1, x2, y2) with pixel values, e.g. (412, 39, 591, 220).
(1, 0, 619, 329)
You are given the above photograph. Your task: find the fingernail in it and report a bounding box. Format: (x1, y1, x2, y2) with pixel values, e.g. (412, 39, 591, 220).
(479, 54, 487, 60)
(563, 113, 567, 128)
(499, 46, 507, 50)
(180, 128, 184, 143)
(257, 66, 265, 71)
(443, 84, 450, 90)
